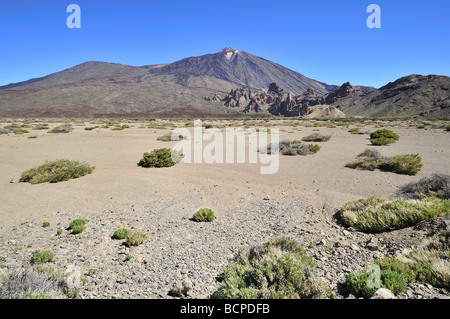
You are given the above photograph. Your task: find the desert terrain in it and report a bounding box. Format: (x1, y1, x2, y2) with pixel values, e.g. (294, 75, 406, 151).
(0, 118, 449, 299)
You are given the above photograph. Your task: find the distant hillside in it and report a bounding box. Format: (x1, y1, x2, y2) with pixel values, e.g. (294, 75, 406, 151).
(337, 74, 450, 118)
(0, 48, 339, 118)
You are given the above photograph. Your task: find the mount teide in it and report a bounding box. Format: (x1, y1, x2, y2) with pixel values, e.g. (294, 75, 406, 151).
(0, 48, 338, 118)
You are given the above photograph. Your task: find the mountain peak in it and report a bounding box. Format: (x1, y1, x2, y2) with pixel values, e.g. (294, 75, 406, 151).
(221, 47, 236, 53)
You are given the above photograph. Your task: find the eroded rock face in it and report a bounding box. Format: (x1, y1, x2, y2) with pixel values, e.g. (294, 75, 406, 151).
(218, 82, 349, 118)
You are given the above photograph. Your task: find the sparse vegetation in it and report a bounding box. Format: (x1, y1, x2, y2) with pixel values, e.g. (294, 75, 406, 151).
(193, 208, 215, 222)
(345, 266, 406, 298)
(339, 196, 450, 233)
(302, 133, 331, 142)
(138, 148, 184, 168)
(69, 219, 87, 234)
(112, 228, 132, 240)
(369, 129, 399, 146)
(48, 125, 72, 134)
(42, 222, 50, 227)
(345, 149, 385, 171)
(396, 173, 450, 199)
(125, 231, 147, 247)
(379, 154, 423, 175)
(157, 133, 185, 142)
(261, 140, 320, 156)
(345, 150, 422, 175)
(19, 159, 95, 184)
(215, 237, 326, 299)
(0, 267, 66, 299)
(30, 250, 54, 264)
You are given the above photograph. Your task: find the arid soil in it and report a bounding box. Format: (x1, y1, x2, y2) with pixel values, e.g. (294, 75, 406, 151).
(0, 119, 449, 299)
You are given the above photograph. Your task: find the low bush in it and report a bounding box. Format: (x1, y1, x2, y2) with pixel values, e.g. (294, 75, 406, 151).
(48, 125, 72, 134)
(19, 159, 95, 184)
(30, 250, 54, 264)
(0, 267, 66, 299)
(345, 149, 385, 171)
(112, 228, 132, 240)
(345, 150, 422, 175)
(138, 148, 184, 168)
(345, 266, 406, 298)
(157, 133, 185, 142)
(339, 196, 450, 233)
(261, 140, 320, 156)
(14, 128, 30, 134)
(126, 231, 147, 247)
(379, 154, 423, 175)
(302, 133, 331, 142)
(69, 219, 86, 234)
(215, 237, 326, 299)
(193, 208, 215, 222)
(369, 129, 399, 146)
(396, 173, 450, 199)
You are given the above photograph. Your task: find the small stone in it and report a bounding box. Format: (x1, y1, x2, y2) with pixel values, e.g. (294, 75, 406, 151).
(366, 237, 379, 251)
(263, 195, 271, 200)
(372, 288, 396, 299)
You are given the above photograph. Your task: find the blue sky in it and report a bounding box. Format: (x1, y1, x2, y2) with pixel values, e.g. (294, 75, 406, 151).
(0, 0, 449, 88)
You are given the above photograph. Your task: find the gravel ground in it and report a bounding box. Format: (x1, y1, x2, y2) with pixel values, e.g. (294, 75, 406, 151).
(1, 195, 448, 299)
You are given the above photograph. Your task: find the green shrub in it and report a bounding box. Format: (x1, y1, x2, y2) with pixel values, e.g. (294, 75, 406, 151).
(345, 266, 407, 298)
(69, 219, 86, 234)
(446, 125, 450, 132)
(215, 237, 326, 299)
(42, 222, 50, 227)
(379, 154, 422, 175)
(138, 148, 184, 168)
(193, 208, 215, 222)
(48, 126, 72, 134)
(19, 159, 95, 184)
(112, 228, 132, 240)
(345, 149, 385, 171)
(307, 144, 320, 153)
(396, 173, 450, 199)
(374, 257, 437, 286)
(84, 126, 98, 131)
(126, 231, 147, 247)
(339, 196, 450, 233)
(369, 129, 399, 145)
(31, 250, 54, 264)
(302, 133, 331, 142)
(14, 128, 30, 134)
(346, 150, 422, 175)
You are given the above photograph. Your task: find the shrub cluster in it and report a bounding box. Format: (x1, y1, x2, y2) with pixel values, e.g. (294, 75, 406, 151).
(369, 129, 399, 146)
(125, 231, 147, 247)
(138, 148, 184, 168)
(345, 265, 406, 298)
(345, 149, 422, 175)
(396, 173, 450, 200)
(112, 228, 132, 240)
(69, 219, 87, 234)
(215, 237, 327, 299)
(20, 159, 95, 184)
(339, 196, 450, 233)
(30, 250, 54, 264)
(260, 140, 320, 156)
(193, 208, 215, 222)
(301, 133, 331, 142)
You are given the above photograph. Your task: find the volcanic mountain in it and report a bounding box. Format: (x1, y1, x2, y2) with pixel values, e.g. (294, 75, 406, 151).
(0, 47, 338, 118)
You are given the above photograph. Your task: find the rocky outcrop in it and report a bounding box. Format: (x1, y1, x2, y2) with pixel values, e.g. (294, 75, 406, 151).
(216, 82, 350, 118)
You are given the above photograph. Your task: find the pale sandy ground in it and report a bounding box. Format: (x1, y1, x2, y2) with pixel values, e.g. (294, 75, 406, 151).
(0, 120, 449, 231)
